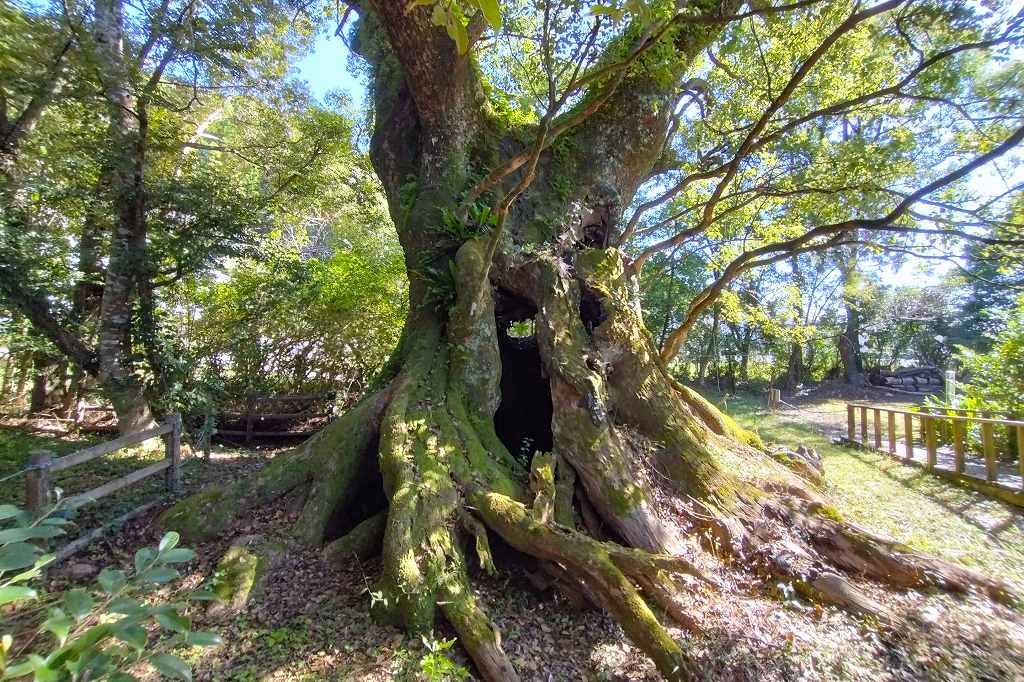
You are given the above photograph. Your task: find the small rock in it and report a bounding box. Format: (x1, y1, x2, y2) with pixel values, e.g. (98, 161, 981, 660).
(65, 562, 98, 581)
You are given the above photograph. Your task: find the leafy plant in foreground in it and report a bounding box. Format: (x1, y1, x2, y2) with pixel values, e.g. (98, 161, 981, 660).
(0, 504, 219, 681)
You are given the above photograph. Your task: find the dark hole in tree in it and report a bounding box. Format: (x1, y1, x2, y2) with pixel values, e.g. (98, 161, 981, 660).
(494, 289, 554, 465)
(579, 284, 607, 335)
(322, 434, 388, 543)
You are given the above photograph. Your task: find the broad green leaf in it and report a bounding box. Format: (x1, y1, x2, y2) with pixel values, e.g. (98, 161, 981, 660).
(0, 585, 37, 605)
(0, 504, 22, 520)
(160, 548, 196, 564)
(0, 526, 64, 544)
(185, 631, 222, 647)
(63, 588, 93, 620)
(97, 568, 127, 595)
(158, 532, 180, 554)
(0, 542, 40, 571)
(43, 609, 73, 645)
(108, 596, 145, 615)
(150, 653, 192, 681)
(155, 609, 190, 633)
(114, 624, 147, 651)
(475, 0, 501, 30)
(136, 567, 179, 584)
(3, 654, 47, 678)
(134, 547, 156, 574)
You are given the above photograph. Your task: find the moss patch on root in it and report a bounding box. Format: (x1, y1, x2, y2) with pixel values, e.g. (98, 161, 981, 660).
(157, 485, 239, 544)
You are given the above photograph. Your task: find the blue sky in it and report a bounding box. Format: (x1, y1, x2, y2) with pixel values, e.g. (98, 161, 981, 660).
(294, 32, 365, 104)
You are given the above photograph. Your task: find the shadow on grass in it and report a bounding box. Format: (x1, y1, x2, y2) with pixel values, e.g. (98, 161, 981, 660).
(844, 447, 1023, 541)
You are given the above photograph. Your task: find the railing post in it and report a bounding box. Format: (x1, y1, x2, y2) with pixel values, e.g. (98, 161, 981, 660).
(1017, 425, 1024, 491)
(25, 449, 54, 518)
(903, 413, 914, 460)
(859, 406, 868, 445)
(953, 419, 965, 474)
(925, 416, 937, 470)
(887, 411, 896, 454)
(872, 408, 882, 449)
(981, 422, 996, 482)
(847, 404, 855, 442)
(165, 413, 182, 495)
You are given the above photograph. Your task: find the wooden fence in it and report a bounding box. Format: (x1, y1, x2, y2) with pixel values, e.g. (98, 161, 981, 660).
(211, 393, 335, 442)
(845, 402, 1024, 506)
(24, 413, 182, 561)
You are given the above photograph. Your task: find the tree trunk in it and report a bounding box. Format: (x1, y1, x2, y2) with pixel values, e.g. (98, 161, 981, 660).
(0, 352, 14, 400)
(92, 0, 156, 434)
(159, 6, 1018, 679)
(836, 252, 863, 384)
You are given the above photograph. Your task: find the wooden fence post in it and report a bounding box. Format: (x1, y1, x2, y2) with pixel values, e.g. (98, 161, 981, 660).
(25, 449, 54, 518)
(847, 404, 855, 442)
(981, 422, 996, 482)
(165, 413, 182, 495)
(859, 406, 868, 445)
(887, 411, 896, 454)
(903, 414, 914, 460)
(953, 420, 965, 474)
(1017, 425, 1024, 491)
(925, 417, 937, 470)
(872, 408, 882, 449)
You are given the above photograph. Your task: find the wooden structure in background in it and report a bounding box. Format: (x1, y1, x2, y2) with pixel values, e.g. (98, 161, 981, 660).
(210, 393, 336, 442)
(845, 403, 1024, 507)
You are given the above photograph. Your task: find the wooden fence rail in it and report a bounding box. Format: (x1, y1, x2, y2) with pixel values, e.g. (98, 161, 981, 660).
(24, 413, 182, 561)
(845, 402, 1024, 506)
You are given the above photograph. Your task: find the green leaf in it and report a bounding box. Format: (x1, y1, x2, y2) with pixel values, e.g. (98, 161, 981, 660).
(185, 631, 222, 647)
(136, 566, 179, 584)
(3, 654, 47, 677)
(43, 609, 74, 645)
(108, 596, 145, 615)
(0, 542, 41, 571)
(0, 526, 64, 544)
(150, 653, 192, 681)
(114, 624, 148, 651)
(160, 548, 196, 564)
(0, 585, 37, 605)
(134, 547, 156, 574)
(63, 588, 93, 620)
(155, 609, 190, 633)
(108, 675, 140, 682)
(0, 504, 22, 520)
(158, 532, 180, 554)
(475, 0, 501, 30)
(97, 568, 127, 595)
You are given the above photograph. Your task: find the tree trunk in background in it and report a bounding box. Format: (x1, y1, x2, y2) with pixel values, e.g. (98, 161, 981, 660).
(0, 353, 14, 400)
(28, 353, 49, 413)
(836, 248, 863, 384)
(696, 303, 720, 383)
(93, 0, 156, 434)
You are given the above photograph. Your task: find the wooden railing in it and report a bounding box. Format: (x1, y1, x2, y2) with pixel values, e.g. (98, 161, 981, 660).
(846, 403, 1024, 502)
(24, 414, 182, 561)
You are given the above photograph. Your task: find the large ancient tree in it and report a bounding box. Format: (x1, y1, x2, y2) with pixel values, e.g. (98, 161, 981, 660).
(162, 1, 1024, 679)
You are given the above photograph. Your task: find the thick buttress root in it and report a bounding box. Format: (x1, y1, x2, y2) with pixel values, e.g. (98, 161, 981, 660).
(162, 243, 1018, 681)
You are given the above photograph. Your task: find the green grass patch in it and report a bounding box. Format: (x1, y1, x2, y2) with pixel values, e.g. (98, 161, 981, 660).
(703, 390, 1024, 588)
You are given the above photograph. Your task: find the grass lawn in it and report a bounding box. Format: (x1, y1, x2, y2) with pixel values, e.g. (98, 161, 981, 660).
(703, 390, 1024, 589)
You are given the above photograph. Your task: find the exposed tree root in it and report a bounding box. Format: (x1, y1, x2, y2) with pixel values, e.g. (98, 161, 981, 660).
(160, 243, 1019, 681)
